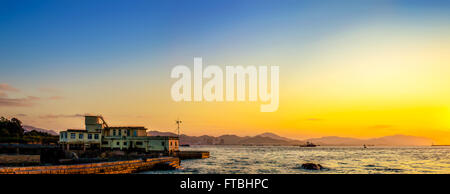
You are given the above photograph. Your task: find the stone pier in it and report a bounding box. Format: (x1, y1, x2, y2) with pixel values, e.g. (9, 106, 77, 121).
(0, 157, 179, 174)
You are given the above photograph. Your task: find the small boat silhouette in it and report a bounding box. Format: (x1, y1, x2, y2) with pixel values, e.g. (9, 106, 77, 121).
(300, 141, 317, 147)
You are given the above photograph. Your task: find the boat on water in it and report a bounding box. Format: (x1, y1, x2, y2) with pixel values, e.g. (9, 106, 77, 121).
(300, 141, 317, 147)
(180, 144, 190, 147)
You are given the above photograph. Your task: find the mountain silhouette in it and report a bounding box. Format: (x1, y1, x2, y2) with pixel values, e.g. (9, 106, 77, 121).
(147, 131, 432, 146)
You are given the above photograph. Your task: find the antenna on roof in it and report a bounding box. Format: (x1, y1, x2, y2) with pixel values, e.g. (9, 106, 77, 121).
(175, 118, 182, 137)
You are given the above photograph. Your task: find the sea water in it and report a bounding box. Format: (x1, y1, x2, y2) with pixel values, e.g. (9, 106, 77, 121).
(142, 145, 450, 174)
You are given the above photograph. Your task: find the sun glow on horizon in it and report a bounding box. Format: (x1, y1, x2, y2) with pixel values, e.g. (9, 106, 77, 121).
(1, 0, 450, 144)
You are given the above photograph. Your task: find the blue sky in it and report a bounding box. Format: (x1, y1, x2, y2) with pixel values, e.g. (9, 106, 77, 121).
(1, 0, 450, 141)
(3, 0, 446, 85)
(1, 0, 449, 97)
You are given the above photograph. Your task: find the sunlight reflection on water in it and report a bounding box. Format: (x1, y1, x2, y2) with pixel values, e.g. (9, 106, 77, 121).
(142, 146, 450, 174)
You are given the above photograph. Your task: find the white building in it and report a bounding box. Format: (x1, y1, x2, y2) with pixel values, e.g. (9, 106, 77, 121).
(59, 116, 179, 153)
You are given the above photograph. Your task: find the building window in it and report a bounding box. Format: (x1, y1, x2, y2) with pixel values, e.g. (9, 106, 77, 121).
(64, 133, 67, 139)
(123, 142, 127, 146)
(161, 142, 165, 146)
(79, 134, 83, 139)
(170, 142, 173, 146)
(60, 133, 64, 139)
(70, 133, 75, 139)
(88, 134, 92, 139)
(136, 141, 143, 145)
(118, 129, 122, 136)
(113, 129, 116, 136)
(116, 142, 120, 146)
(127, 130, 130, 136)
(102, 141, 108, 145)
(133, 131, 137, 137)
(94, 134, 99, 139)
(175, 142, 177, 146)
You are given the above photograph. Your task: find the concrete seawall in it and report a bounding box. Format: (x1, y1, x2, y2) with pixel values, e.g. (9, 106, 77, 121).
(0, 157, 179, 174)
(178, 151, 210, 159)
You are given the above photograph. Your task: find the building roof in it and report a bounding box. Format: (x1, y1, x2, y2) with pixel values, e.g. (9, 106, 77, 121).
(66, 129, 85, 132)
(66, 129, 101, 133)
(103, 136, 179, 140)
(106, 126, 147, 130)
(147, 136, 180, 140)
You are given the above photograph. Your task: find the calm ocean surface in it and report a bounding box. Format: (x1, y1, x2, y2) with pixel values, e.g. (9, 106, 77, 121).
(142, 145, 450, 174)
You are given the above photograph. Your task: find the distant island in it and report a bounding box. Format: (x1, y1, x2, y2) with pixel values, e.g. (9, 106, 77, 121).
(147, 131, 433, 146)
(15, 122, 433, 146)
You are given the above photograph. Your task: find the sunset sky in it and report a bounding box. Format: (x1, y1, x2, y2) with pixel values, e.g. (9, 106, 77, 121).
(1, 0, 450, 144)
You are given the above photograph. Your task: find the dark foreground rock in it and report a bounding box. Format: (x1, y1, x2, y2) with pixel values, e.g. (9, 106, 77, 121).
(301, 163, 323, 170)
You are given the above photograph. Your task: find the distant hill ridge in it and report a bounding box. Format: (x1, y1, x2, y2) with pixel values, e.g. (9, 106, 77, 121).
(147, 131, 432, 146)
(306, 135, 432, 146)
(23, 125, 59, 136)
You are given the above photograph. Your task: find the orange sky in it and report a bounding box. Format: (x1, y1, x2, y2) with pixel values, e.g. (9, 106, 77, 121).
(1, 2, 450, 144)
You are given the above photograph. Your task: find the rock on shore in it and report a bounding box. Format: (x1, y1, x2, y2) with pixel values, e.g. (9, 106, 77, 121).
(301, 163, 323, 170)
